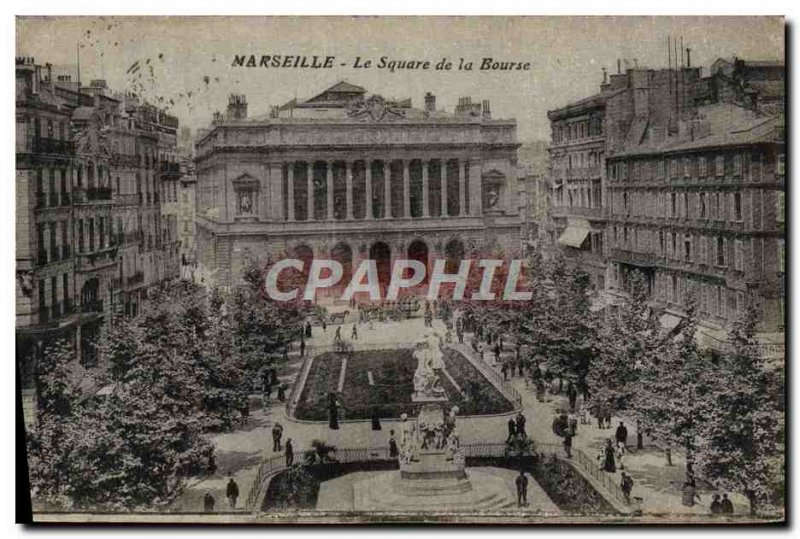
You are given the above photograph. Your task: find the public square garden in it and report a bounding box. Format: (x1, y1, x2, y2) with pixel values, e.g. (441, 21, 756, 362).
(23, 258, 785, 521)
(293, 347, 514, 421)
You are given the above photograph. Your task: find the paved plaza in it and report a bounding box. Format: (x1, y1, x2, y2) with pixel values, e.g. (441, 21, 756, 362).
(172, 311, 749, 517)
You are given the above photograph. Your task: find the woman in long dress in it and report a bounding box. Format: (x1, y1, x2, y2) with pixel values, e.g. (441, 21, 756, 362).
(603, 439, 617, 473)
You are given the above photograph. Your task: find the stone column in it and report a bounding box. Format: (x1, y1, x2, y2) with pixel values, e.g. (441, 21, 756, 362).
(326, 162, 334, 220)
(458, 159, 467, 216)
(469, 158, 482, 216)
(306, 162, 314, 221)
(287, 162, 295, 221)
(402, 159, 410, 218)
(441, 159, 449, 217)
(346, 161, 354, 219)
(268, 162, 283, 220)
(365, 160, 373, 219)
(384, 160, 392, 219)
(422, 160, 430, 218)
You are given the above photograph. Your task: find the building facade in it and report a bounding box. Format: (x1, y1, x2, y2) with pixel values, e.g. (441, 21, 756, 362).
(16, 57, 183, 399)
(546, 56, 785, 356)
(194, 83, 522, 292)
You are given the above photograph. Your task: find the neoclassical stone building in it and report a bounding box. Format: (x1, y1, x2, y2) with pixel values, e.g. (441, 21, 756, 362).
(194, 82, 522, 291)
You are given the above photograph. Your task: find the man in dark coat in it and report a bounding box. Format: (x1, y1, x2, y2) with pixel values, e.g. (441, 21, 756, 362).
(203, 490, 215, 512)
(515, 470, 529, 507)
(563, 431, 573, 458)
(506, 417, 517, 442)
(226, 475, 239, 509)
(710, 494, 722, 514)
(615, 421, 629, 448)
(300, 339, 306, 358)
(272, 422, 283, 452)
(285, 438, 294, 466)
(620, 472, 634, 504)
(329, 397, 340, 430)
(720, 493, 734, 514)
(388, 430, 399, 458)
(603, 439, 616, 472)
(515, 412, 527, 438)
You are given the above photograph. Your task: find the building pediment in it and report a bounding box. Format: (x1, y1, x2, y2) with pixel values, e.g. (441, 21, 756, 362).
(231, 173, 260, 189)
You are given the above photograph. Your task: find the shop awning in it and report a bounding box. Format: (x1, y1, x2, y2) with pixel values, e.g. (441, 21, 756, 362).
(557, 223, 590, 248)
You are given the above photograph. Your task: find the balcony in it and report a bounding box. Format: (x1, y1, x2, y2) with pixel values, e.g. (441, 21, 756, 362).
(30, 137, 75, 155)
(38, 300, 76, 325)
(80, 299, 104, 314)
(126, 271, 144, 288)
(566, 167, 602, 180)
(160, 161, 181, 178)
(73, 187, 113, 204)
(550, 205, 605, 219)
(75, 247, 118, 272)
(113, 193, 140, 206)
(611, 248, 656, 267)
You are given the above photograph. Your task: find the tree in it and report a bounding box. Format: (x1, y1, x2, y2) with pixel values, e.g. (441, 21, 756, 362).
(697, 302, 785, 516)
(589, 270, 663, 446)
(637, 294, 710, 470)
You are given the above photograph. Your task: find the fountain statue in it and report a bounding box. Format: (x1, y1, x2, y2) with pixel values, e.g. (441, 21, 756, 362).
(411, 335, 447, 403)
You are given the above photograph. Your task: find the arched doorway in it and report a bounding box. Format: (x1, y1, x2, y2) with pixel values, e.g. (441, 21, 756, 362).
(369, 241, 392, 292)
(331, 242, 353, 292)
(444, 238, 465, 273)
(407, 240, 429, 285)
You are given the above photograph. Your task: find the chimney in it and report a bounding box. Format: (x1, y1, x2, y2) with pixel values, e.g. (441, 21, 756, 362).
(424, 92, 436, 112)
(685, 48, 691, 68)
(602, 67, 608, 84)
(226, 94, 248, 120)
(482, 99, 491, 119)
(617, 59, 621, 74)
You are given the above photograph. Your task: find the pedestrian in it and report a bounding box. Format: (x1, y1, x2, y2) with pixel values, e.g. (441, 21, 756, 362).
(720, 493, 734, 514)
(478, 342, 485, 362)
(536, 379, 546, 402)
(389, 430, 399, 458)
(226, 474, 239, 510)
(300, 338, 306, 358)
(305, 321, 312, 338)
(322, 319, 327, 332)
(710, 493, 722, 515)
(494, 342, 501, 364)
(515, 470, 529, 507)
(351, 324, 358, 340)
(328, 395, 340, 430)
(567, 382, 578, 412)
(563, 431, 573, 458)
(203, 490, 215, 512)
(615, 421, 628, 448)
(506, 417, 517, 443)
(569, 414, 578, 437)
(277, 383, 286, 402)
(515, 412, 527, 438)
(603, 408, 612, 430)
(501, 362, 509, 381)
(334, 326, 342, 342)
(617, 441, 627, 470)
(272, 422, 283, 452)
(371, 407, 382, 431)
(603, 439, 617, 473)
(285, 438, 294, 466)
(682, 480, 701, 507)
(620, 472, 634, 504)
(207, 452, 217, 475)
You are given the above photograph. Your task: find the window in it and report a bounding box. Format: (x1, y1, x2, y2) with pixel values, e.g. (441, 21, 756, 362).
(717, 287, 726, 318)
(700, 236, 708, 264)
(671, 232, 678, 259)
(683, 192, 689, 219)
(715, 155, 725, 177)
(657, 160, 666, 179)
(777, 192, 785, 223)
(698, 156, 707, 178)
(670, 159, 678, 178)
(716, 236, 726, 267)
(700, 193, 707, 219)
(734, 240, 744, 271)
(733, 154, 742, 176)
(777, 154, 785, 175)
(684, 236, 692, 262)
(779, 239, 785, 273)
(683, 157, 691, 178)
(733, 192, 742, 221)
(671, 193, 677, 217)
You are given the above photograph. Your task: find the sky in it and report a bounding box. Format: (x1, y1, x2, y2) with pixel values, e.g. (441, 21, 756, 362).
(16, 16, 784, 141)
